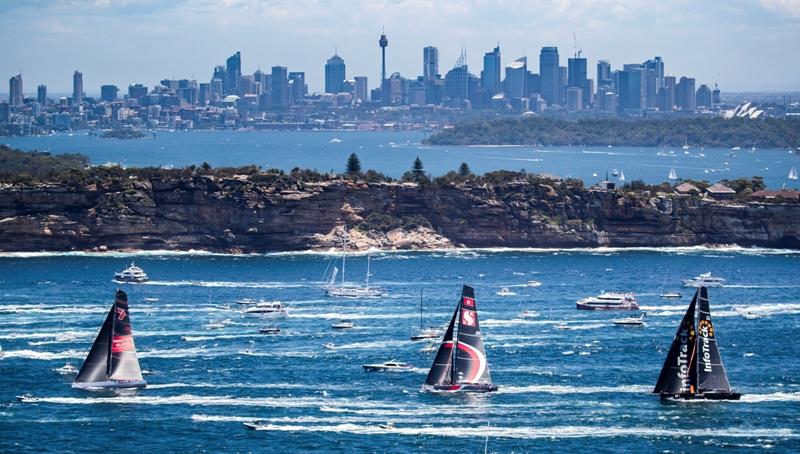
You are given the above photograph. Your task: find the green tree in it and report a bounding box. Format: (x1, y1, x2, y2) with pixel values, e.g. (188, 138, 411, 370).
(411, 156, 425, 181)
(458, 162, 471, 177)
(345, 153, 362, 175)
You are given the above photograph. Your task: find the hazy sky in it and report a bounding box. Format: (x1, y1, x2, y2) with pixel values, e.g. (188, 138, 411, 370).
(2, 0, 799, 95)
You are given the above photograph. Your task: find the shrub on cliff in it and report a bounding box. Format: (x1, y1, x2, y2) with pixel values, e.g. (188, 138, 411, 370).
(0, 145, 90, 182)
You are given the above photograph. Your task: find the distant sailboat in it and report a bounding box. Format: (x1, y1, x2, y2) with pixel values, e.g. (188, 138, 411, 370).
(411, 289, 441, 341)
(422, 285, 497, 393)
(668, 168, 678, 181)
(618, 170, 626, 182)
(73, 290, 146, 389)
(653, 287, 740, 401)
(789, 166, 798, 181)
(325, 233, 385, 298)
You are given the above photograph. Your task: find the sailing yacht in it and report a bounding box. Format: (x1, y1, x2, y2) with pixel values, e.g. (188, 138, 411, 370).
(653, 287, 740, 401)
(73, 290, 147, 389)
(410, 289, 441, 341)
(422, 285, 497, 393)
(789, 166, 798, 181)
(325, 234, 385, 298)
(668, 168, 678, 181)
(618, 170, 626, 182)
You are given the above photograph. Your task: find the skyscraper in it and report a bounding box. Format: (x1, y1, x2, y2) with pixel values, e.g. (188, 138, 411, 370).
(481, 45, 501, 96)
(225, 51, 241, 96)
(325, 54, 346, 94)
(504, 58, 527, 98)
(72, 70, 83, 105)
(567, 56, 589, 107)
(354, 76, 368, 102)
(37, 84, 47, 105)
(423, 46, 438, 83)
(617, 66, 645, 114)
(696, 84, 712, 108)
(658, 75, 676, 112)
(270, 66, 289, 109)
(676, 76, 696, 110)
(9, 74, 23, 107)
(128, 83, 148, 100)
(539, 47, 560, 106)
(443, 52, 470, 105)
(596, 60, 612, 87)
(644, 56, 664, 90)
(100, 85, 118, 102)
(289, 71, 306, 104)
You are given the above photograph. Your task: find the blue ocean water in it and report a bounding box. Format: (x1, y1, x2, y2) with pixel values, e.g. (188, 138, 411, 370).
(3, 130, 799, 188)
(1, 248, 799, 452)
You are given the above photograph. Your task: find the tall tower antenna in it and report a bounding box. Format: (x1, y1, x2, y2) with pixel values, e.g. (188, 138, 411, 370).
(379, 29, 389, 82)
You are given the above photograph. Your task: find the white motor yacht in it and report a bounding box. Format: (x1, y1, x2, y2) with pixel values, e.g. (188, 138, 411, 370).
(576, 292, 639, 310)
(613, 313, 647, 326)
(362, 360, 413, 372)
(659, 291, 682, 299)
(519, 309, 540, 318)
(496, 287, 516, 297)
(526, 280, 542, 287)
(53, 361, 78, 375)
(244, 301, 287, 315)
(113, 262, 148, 283)
(682, 272, 725, 287)
(331, 320, 354, 330)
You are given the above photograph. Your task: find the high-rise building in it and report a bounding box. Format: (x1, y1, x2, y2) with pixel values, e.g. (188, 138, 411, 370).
(539, 47, 560, 106)
(354, 76, 368, 102)
(643, 69, 658, 108)
(658, 75, 676, 112)
(443, 53, 470, 106)
(504, 58, 527, 98)
(712, 83, 721, 107)
(481, 45, 501, 96)
(644, 56, 664, 90)
(423, 46, 438, 83)
(676, 76, 696, 111)
(128, 83, 148, 100)
(596, 60, 612, 88)
(567, 56, 589, 107)
(325, 54, 346, 94)
(210, 78, 223, 102)
(559, 66, 567, 105)
(288, 71, 306, 104)
(527, 73, 540, 96)
(565, 86, 583, 112)
(37, 84, 47, 105)
(695, 84, 712, 109)
(198, 83, 211, 105)
(72, 70, 83, 105)
(270, 66, 289, 109)
(617, 66, 645, 114)
(100, 85, 118, 102)
(9, 74, 23, 107)
(225, 51, 241, 96)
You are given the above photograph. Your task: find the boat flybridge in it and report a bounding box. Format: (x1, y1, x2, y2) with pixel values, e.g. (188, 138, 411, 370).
(73, 290, 147, 389)
(113, 262, 148, 283)
(682, 272, 725, 287)
(576, 292, 639, 310)
(324, 232, 386, 298)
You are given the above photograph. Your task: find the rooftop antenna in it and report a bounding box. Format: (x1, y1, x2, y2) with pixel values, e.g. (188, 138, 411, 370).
(573, 32, 582, 58)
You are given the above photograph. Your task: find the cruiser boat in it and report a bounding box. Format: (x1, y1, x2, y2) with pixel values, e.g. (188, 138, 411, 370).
(324, 233, 386, 298)
(613, 312, 646, 326)
(244, 301, 287, 315)
(323, 342, 336, 350)
(113, 262, 148, 283)
(410, 289, 442, 341)
(53, 360, 79, 375)
(682, 272, 725, 287)
(73, 290, 147, 389)
(331, 320, 354, 330)
(654, 287, 741, 401)
(362, 360, 413, 372)
(527, 280, 542, 287)
(496, 287, 515, 296)
(236, 298, 256, 305)
(422, 285, 498, 393)
(576, 292, 639, 310)
(258, 326, 281, 334)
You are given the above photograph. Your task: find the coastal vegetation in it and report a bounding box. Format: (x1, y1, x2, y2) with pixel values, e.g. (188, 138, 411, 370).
(101, 128, 146, 139)
(424, 117, 800, 148)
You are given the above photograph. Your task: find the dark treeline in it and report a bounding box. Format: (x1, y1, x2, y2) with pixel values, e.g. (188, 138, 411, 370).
(424, 117, 800, 148)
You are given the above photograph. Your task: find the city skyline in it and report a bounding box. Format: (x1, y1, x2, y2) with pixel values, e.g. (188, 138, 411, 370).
(1, 0, 799, 94)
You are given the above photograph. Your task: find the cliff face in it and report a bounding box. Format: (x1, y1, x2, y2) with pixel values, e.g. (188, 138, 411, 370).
(0, 177, 798, 252)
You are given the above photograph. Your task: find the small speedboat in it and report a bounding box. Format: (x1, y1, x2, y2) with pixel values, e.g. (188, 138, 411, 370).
(526, 280, 542, 287)
(331, 320, 354, 330)
(16, 393, 39, 403)
(682, 272, 725, 287)
(363, 360, 413, 372)
(323, 342, 336, 350)
(378, 422, 395, 430)
(410, 327, 441, 341)
(53, 361, 78, 375)
(613, 312, 646, 326)
(203, 321, 226, 330)
(243, 421, 267, 430)
(113, 262, 148, 283)
(496, 287, 516, 297)
(659, 292, 682, 299)
(519, 310, 540, 318)
(259, 326, 281, 334)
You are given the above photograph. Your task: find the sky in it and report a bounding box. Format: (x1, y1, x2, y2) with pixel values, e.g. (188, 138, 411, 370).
(1, 0, 799, 95)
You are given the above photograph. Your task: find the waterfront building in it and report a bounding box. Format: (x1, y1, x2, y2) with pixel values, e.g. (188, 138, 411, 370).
(696, 84, 712, 108)
(9, 74, 23, 107)
(658, 75, 676, 111)
(270, 66, 289, 109)
(539, 46, 560, 106)
(37, 84, 47, 105)
(482, 45, 501, 96)
(504, 58, 527, 99)
(423, 46, 438, 83)
(100, 85, 118, 102)
(354, 76, 368, 102)
(325, 54, 346, 94)
(597, 88, 616, 114)
(676, 76, 696, 111)
(225, 51, 241, 96)
(73, 70, 83, 105)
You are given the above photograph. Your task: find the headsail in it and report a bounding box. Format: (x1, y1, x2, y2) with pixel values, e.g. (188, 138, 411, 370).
(424, 304, 458, 387)
(452, 285, 491, 384)
(653, 290, 697, 395)
(75, 302, 115, 384)
(695, 287, 732, 393)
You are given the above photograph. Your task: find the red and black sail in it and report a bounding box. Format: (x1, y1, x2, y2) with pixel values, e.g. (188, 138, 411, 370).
(695, 287, 733, 393)
(452, 285, 491, 384)
(653, 290, 698, 395)
(424, 303, 458, 387)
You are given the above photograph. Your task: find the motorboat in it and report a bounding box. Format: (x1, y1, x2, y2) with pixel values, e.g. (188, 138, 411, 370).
(576, 292, 639, 310)
(362, 360, 413, 372)
(331, 320, 354, 330)
(244, 301, 287, 315)
(53, 361, 79, 375)
(378, 422, 395, 430)
(496, 287, 515, 297)
(659, 292, 682, 299)
(236, 298, 256, 305)
(113, 262, 148, 283)
(613, 313, 647, 326)
(17, 394, 40, 403)
(323, 342, 336, 350)
(203, 321, 226, 330)
(258, 326, 281, 334)
(682, 272, 725, 287)
(527, 280, 542, 287)
(243, 421, 267, 430)
(519, 309, 540, 318)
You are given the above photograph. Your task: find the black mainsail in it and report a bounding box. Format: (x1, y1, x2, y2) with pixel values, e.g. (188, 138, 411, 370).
(424, 285, 497, 392)
(654, 286, 739, 400)
(74, 290, 146, 389)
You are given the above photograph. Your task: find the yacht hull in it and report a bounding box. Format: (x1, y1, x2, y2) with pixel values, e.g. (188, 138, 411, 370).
(72, 380, 147, 389)
(576, 302, 639, 310)
(429, 383, 498, 393)
(660, 392, 741, 401)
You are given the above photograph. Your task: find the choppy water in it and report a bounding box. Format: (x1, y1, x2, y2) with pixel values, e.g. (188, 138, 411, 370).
(4, 130, 799, 188)
(1, 247, 799, 452)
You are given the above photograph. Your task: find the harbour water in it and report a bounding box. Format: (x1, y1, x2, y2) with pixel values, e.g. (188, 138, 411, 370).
(2, 247, 799, 452)
(4, 130, 799, 188)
